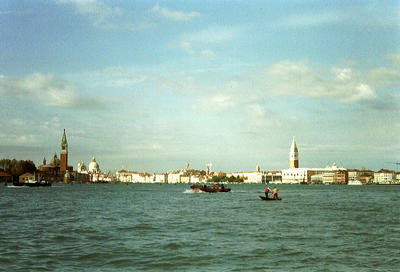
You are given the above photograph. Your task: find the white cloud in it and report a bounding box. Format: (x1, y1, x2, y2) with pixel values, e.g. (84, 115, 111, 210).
(194, 94, 237, 112)
(58, 0, 123, 28)
(0, 73, 102, 109)
(176, 26, 241, 57)
(200, 49, 215, 58)
(124, 22, 157, 31)
(178, 41, 195, 55)
(185, 26, 241, 44)
(176, 41, 215, 58)
(264, 61, 378, 103)
(333, 68, 352, 81)
(387, 53, 400, 64)
(278, 11, 342, 28)
(151, 3, 199, 21)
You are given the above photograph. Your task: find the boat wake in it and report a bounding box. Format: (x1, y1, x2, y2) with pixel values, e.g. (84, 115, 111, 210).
(5, 185, 24, 188)
(183, 189, 203, 194)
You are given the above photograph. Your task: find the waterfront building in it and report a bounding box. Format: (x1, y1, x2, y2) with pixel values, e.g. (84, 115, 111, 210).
(77, 162, 88, 174)
(36, 130, 73, 183)
(245, 172, 266, 183)
(374, 169, 395, 184)
(19, 172, 35, 183)
(87, 157, 101, 182)
(0, 171, 12, 183)
(395, 173, 400, 184)
(265, 171, 282, 184)
(282, 164, 347, 184)
(230, 170, 269, 184)
(180, 176, 190, 183)
(348, 168, 374, 184)
(131, 172, 151, 183)
(230, 168, 282, 184)
(115, 169, 155, 183)
(168, 171, 182, 183)
(190, 175, 201, 183)
(37, 154, 61, 179)
(152, 173, 168, 183)
(282, 168, 308, 184)
(116, 170, 135, 182)
(282, 138, 348, 184)
(88, 157, 100, 174)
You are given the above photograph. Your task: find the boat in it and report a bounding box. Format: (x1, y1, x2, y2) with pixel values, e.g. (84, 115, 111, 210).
(348, 180, 363, 185)
(12, 179, 51, 187)
(259, 196, 282, 201)
(190, 184, 231, 193)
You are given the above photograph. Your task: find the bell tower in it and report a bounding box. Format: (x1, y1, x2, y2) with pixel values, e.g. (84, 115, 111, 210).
(290, 136, 299, 168)
(60, 129, 68, 172)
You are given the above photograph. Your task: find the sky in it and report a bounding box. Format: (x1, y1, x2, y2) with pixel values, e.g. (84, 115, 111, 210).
(0, 0, 399, 173)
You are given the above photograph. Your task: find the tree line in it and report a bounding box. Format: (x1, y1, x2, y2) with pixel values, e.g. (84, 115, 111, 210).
(208, 175, 244, 183)
(0, 159, 37, 179)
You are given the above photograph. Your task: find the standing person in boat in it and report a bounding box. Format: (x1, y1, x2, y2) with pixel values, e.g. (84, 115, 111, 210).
(265, 187, 271, 199)
(273, 187, 279, 200)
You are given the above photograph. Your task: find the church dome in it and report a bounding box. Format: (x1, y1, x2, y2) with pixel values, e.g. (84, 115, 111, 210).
(50, 153, 60, 166)
(88, 157, 100, 173)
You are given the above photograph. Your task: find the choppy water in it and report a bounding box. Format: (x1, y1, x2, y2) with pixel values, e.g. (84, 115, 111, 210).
(1, 184, 399, 271)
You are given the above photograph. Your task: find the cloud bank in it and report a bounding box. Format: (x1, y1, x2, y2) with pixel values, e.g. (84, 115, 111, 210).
(0, 73, 103, 109)
(151, 3, 199, 21)
(264, 61, 378, 104)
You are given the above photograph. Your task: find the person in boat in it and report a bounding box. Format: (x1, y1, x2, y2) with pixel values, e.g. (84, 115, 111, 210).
(265, 187, 271, 199)
(221, 184, 225, 190)
(273, 187, 279, 200)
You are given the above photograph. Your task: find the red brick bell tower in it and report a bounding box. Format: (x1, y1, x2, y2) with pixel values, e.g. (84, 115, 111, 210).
(60, 129, 68, 172)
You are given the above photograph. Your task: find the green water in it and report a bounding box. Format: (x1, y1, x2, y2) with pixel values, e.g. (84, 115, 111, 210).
(1, 184, 399, 271)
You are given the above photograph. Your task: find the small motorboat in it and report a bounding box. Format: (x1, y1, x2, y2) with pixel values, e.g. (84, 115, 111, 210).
(259, 196, 281, 201)
(191, 184, 231, 193)
(13, 180, 51, 187)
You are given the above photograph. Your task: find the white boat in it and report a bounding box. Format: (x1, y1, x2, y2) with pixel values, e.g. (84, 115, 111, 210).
(348, 180, 363, 185)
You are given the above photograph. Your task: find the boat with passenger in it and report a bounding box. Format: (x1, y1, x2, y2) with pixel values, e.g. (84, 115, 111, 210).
(190, 184, 231, 193)
(259, 196, 282, 201)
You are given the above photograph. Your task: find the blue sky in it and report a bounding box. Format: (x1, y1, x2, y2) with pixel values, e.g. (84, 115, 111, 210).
(1, 0, 399, 173)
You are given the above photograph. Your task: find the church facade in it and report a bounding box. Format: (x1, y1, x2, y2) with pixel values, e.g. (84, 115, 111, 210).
(36, 129, 74, 183)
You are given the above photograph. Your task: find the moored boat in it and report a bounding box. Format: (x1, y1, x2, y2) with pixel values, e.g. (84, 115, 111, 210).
(348, 180, 363, 185)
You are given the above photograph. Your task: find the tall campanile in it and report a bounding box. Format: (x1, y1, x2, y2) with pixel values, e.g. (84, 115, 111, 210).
(60, 129, 68, 172)
(289, 136, 299, 168)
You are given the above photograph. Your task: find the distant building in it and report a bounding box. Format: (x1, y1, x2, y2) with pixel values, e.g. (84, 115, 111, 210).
(231, 166, 268, 183)
(88, 157, 100, 174)
(374, 169, 395, 184)
(290, 136, 299, 169)
(347, 168, 374, 184)
(0, 171, 12, 183)
(19, 172, 35, 183)
(282, 138, 347, 184)
(152, 173, 168, 183)
(77, 162, 87, 174)
(265, 171, 282, 184)
(60, 129, 68, 172)
(36, 129, 73, 183)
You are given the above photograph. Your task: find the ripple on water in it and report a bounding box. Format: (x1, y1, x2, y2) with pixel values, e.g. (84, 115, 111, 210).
(1, 184, 399, 272)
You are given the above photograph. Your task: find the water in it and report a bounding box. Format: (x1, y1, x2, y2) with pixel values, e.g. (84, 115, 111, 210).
(1, 184, 399, 271)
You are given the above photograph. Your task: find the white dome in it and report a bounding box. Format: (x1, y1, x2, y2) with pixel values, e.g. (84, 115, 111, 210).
(88, 157, 100, 173)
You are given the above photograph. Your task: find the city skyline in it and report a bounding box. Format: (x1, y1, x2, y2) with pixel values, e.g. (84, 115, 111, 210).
(1, 1, 399, 172)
